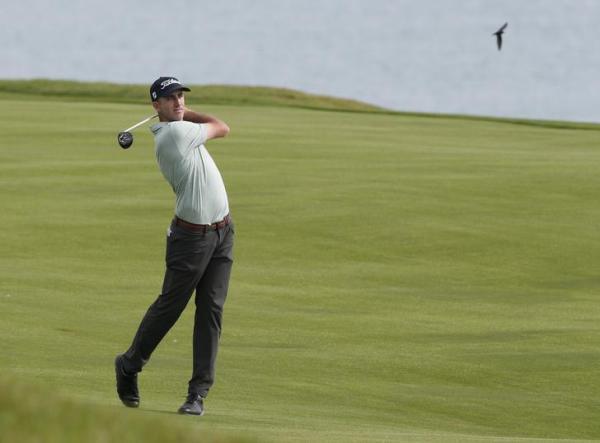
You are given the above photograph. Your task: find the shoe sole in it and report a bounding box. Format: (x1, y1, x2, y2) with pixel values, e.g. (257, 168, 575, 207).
(178, 408, 204, 416)
(121, 399, 140, 408)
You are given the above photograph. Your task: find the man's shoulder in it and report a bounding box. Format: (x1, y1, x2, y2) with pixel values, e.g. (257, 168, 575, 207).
(153, 121, 206, 161)
(163, 121, 204, 140)
(152, 120, 194, 133)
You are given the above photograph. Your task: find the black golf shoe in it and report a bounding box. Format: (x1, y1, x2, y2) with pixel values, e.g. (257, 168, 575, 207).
(178, 393, 205, 416)
(114, 354, 140, 408)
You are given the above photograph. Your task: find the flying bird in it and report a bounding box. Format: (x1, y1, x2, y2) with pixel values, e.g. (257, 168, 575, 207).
(493, 22, 508, 50)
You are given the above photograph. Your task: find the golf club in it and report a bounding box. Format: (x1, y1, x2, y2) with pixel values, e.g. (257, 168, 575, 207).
(117, 114, 158, 149)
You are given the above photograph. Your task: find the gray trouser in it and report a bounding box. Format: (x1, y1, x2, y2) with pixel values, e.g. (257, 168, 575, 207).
(122, 218, 234, 397)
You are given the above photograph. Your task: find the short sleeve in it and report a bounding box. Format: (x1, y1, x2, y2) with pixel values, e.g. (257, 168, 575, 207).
(170, 121, 207, 157)
(182, 122, 207, 147)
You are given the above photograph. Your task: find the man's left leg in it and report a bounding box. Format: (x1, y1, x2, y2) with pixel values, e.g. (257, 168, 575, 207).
(179, 223, 234, 415)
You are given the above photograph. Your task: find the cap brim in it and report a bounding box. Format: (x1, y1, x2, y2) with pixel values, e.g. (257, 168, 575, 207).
(156, 85, 191, 99)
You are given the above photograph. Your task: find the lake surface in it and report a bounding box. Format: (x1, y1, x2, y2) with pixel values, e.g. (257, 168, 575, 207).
(2, 0, 600, 122)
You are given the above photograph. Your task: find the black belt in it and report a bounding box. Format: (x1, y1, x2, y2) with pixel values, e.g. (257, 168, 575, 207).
(174, 214, 231, 233)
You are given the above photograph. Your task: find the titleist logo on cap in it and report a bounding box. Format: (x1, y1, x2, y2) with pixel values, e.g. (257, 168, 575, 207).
(160, 78, 181, 89)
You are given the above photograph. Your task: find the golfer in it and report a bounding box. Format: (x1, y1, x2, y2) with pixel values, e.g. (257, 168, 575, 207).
(115, 76, 234, 416)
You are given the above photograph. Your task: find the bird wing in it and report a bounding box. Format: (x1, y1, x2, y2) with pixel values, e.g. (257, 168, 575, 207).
(499, 22, 508, 32)
(496, 34, 502, 50)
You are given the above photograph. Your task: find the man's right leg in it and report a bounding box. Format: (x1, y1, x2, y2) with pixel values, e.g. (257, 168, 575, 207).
(121, 271, 196, 373)
(116, 265, 199, 408)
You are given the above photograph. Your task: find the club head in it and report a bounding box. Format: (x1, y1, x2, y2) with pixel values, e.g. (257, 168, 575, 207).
(117, 131, 133, 149)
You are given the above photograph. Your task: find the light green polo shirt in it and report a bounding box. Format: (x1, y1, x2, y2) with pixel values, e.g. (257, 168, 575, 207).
(150, 121, 229, 225)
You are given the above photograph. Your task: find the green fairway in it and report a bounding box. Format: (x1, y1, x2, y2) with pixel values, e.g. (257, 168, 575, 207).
(1, 86, 600, 442)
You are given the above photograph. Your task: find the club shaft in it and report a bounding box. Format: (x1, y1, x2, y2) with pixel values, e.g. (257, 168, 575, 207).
(124, 114, 158, 132)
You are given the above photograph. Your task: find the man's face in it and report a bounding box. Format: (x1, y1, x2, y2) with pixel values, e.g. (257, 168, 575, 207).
(152, 90, 185, 121)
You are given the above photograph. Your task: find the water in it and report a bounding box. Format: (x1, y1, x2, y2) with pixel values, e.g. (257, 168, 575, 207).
(2, 0, 600, 122)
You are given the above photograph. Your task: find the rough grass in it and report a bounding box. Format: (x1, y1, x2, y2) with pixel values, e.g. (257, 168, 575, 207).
(1, 81, 600, 442)
(0, 376, 252, 443)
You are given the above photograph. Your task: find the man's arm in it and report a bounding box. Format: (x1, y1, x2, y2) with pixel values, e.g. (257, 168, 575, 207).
(183, 108, 230, 141)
